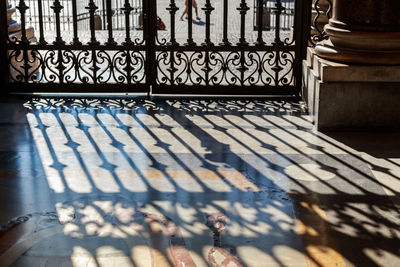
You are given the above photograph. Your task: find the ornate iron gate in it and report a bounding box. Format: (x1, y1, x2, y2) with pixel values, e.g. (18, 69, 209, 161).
(0, 0, 311, 96)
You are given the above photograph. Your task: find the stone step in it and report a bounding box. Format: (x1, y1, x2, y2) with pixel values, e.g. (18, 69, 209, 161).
(9, 27, 35, 42)
(8, 22, 22, 33)
(8, 18, 17, 27)
(7, 7, 16, 20)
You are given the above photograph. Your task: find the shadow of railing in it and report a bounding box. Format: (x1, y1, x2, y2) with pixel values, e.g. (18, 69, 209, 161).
(0, 98, 399, 267)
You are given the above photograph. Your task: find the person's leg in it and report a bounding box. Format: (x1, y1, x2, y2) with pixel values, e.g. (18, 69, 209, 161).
(181, 0, 189, 20)
(180, 7, 188, 20)
(192, 0, 200, 20)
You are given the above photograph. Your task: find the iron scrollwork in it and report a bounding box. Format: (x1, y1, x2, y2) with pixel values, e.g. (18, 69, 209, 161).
(9, 48, 146, 85)
(6, 0, 301, 96)
(310, 0, 332, 45)
(156, 50, 294, 87)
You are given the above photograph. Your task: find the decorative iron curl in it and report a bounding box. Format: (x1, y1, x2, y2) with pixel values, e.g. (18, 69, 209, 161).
(156, 51, 172, 84)
(76, 50, 93, 84)
(243, 51, 262, 85)
(174, 52, 190, 85)
(62, 50, 77, 83)
(277, 51, 294, 86)
(310, 0, 332, 45)
(112, 51, 129, 84)
(8, 49, 24, 82)
(111, 50, 146, 85)
(189, 52, 206, 85)
(260, 52, 277, 86)
(96, 50, 112, 84)
(129, 51, 146, 84)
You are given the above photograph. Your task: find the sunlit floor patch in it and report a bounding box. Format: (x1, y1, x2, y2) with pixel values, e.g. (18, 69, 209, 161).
(285, 163, 336, 182)
(1, 198, 201, 267)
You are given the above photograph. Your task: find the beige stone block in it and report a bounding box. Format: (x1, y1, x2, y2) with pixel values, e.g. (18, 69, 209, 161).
(307, 47, 400, 83)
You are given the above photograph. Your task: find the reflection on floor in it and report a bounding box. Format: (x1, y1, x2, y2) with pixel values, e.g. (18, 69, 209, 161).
(0, 98, 399, 267)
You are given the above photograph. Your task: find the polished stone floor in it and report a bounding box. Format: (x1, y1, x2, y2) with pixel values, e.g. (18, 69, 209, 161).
(0, 98, 399, 267)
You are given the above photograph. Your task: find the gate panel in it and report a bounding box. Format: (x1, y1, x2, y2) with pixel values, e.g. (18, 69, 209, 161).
(5, 0, 149, 94)
(151, 0, 307, 96)
(2, 0, 311, 96)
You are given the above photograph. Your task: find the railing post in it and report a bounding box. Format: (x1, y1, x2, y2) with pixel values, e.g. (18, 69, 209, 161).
(0, 0, 9, 96)
(145, 0, 157, 96)
(301, 0, 312, 60)
(294, 0, 312, 97)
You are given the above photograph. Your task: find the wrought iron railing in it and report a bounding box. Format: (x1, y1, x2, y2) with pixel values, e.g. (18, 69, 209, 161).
(9, 0, 142, 31)
(3, 0, 312, 97)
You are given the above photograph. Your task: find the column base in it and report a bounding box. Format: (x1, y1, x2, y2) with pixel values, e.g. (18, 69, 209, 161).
(303, 48, 400, 130)
(315, 40, 400, 65)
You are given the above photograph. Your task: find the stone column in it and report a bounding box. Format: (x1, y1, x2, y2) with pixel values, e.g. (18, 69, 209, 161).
(315, 0, 400, 65)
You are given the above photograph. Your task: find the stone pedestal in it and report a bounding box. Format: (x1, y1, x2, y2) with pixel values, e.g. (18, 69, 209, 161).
(303, 48, 400, 130)
(303, 0, 400, 129)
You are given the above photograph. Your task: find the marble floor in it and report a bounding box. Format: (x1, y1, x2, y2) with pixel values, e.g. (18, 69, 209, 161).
(0, 98, 399, 267)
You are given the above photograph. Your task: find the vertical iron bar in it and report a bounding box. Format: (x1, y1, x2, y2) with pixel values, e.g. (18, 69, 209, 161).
(102, 0, 106, 29)
(236, 0, 249, 46)
(272, 0, 284, 45)
(116, 0, 119, 29)
(168, 52, 176, 85)
(17, 0, 31, 82)
(126, 51, 132, 85)
(271, 0, 284, 87)
(17, 0, 29, 45)
(185, 0, 195, 45)
(51, 0, 65, 44)
(28, 0, 32, 29)
(66, 0, 70, 31)
(166, 0, 178, 46)
(71, 0, 80, 44)
(86, 0, 99, 45)
(122, 0, 133, 84)
(105, 0, 116, 45)
(220, 0, 230, 46)
(122, 0, 133, 44)
(201, 51, 211, 86)
(201, 0, 214, 86)
(145, 0, 157, 95)
(1, 1, 9, 93)
(86, 0, 99, 83)
(255, 0, 265, 45)
(51, 0, 66, 83)
(236, 0, 249, 85)
(201, 0, 214, 46)
(295, 0, 312, 96)
(166, 0, 179, 86)
(272, 0, 285, 87)
(142, 0, 148, 44)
